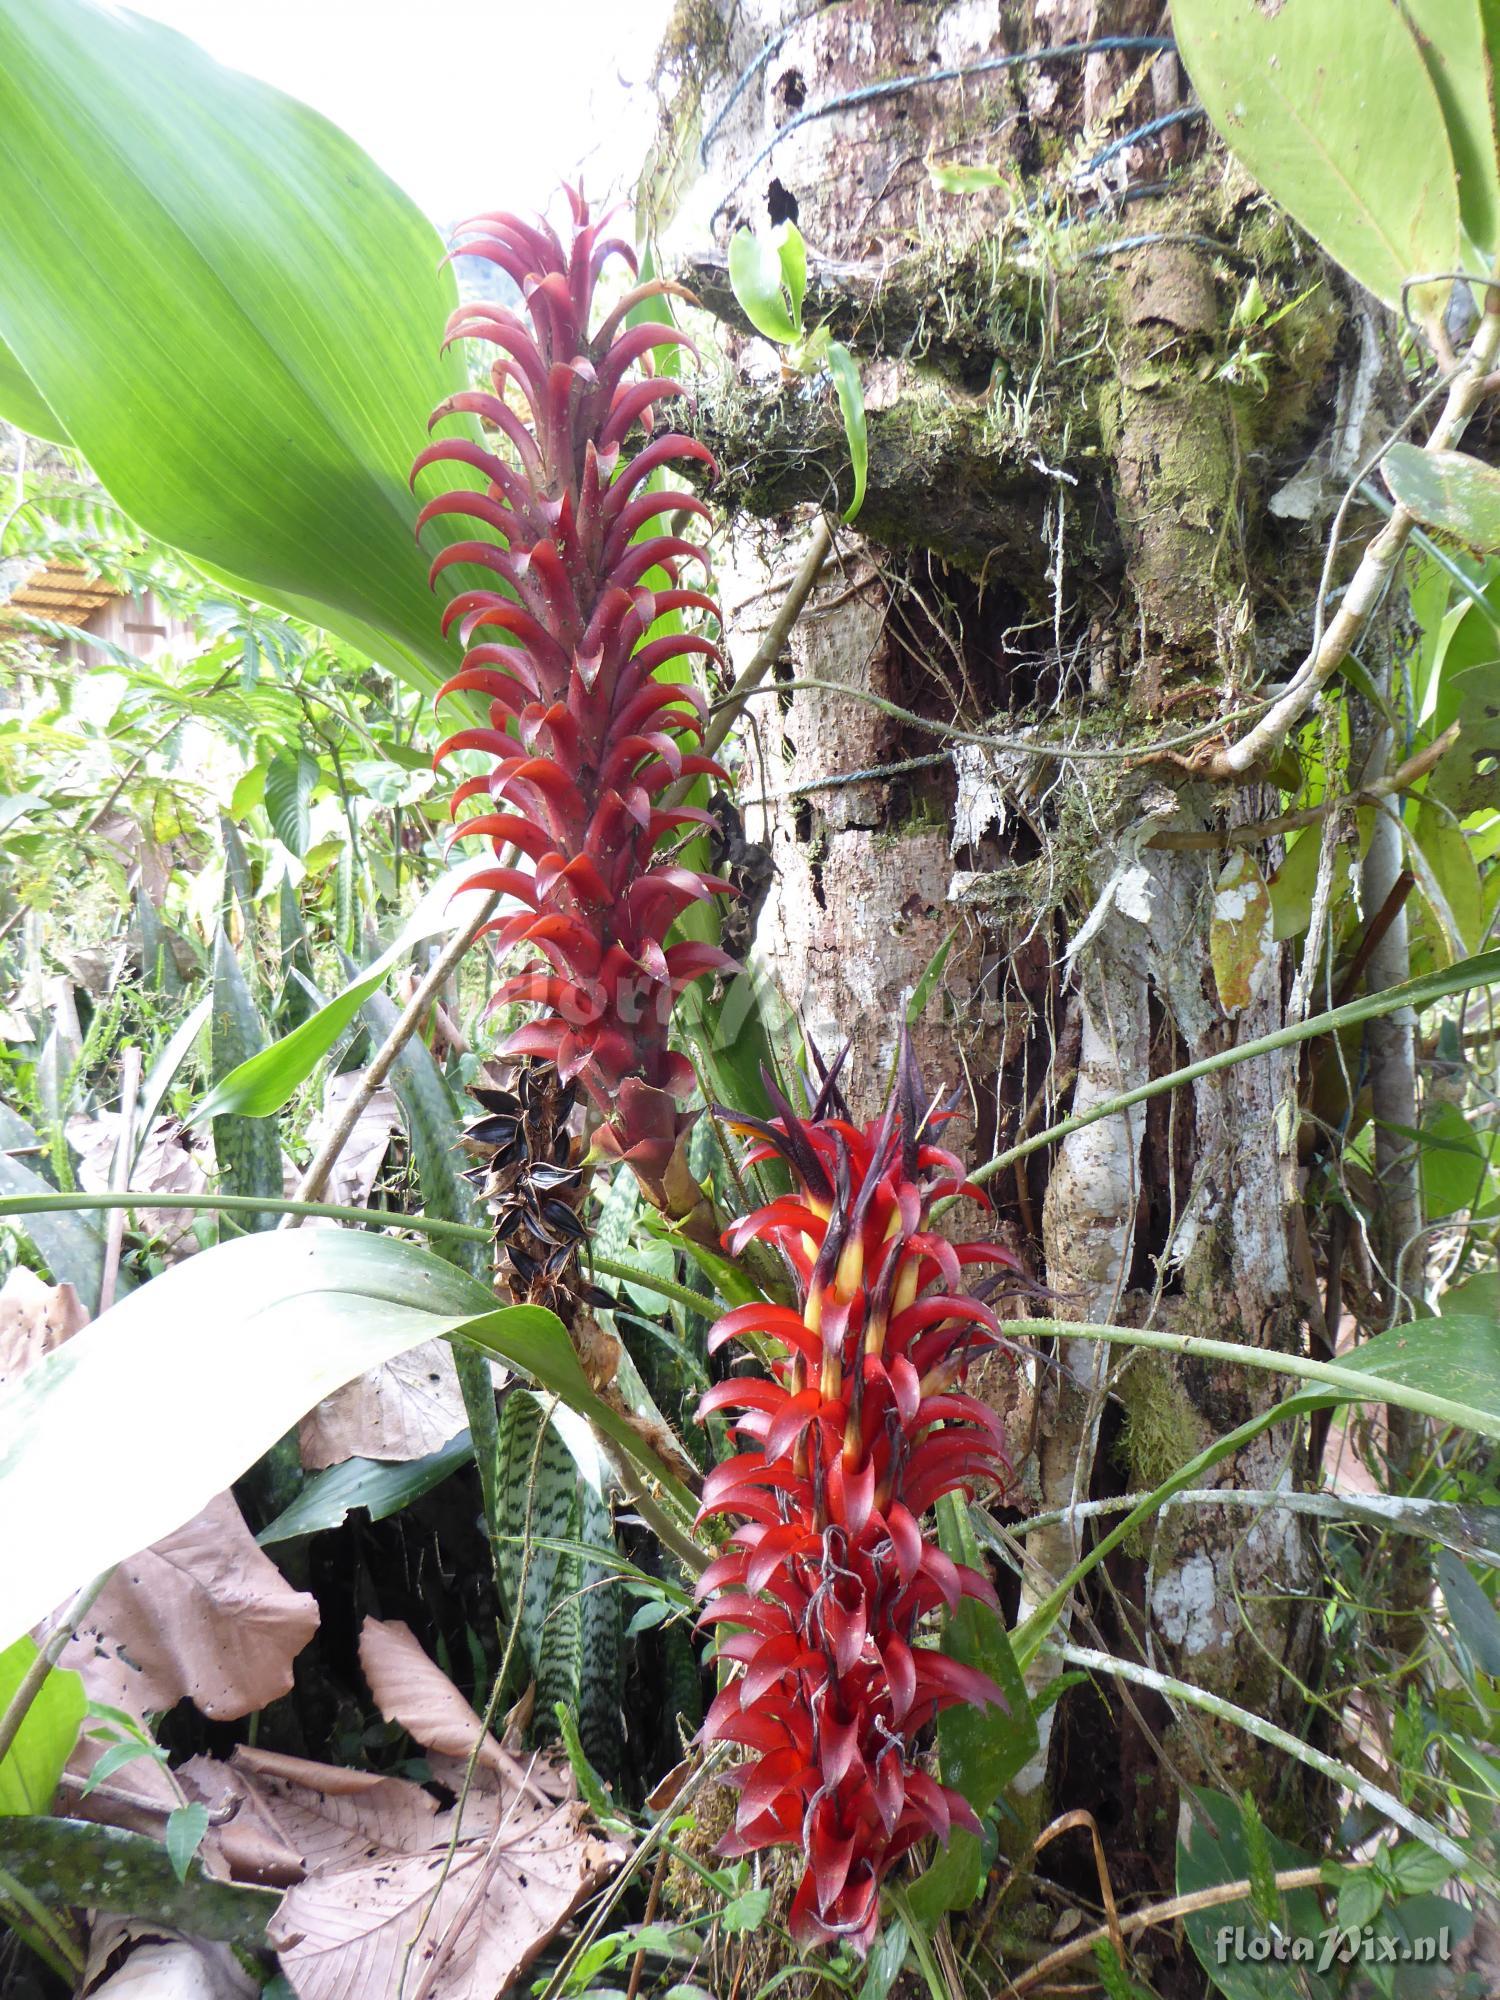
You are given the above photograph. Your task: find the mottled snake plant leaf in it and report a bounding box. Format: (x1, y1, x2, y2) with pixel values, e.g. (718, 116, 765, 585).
(0, 0, 472, 695)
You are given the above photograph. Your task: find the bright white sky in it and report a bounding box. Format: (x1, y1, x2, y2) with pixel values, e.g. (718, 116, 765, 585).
(128, 0, 678, 225)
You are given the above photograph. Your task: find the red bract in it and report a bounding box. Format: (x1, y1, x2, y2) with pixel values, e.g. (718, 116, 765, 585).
(695, 1044, 1021, 1952)
(415, 191, 736, 1192)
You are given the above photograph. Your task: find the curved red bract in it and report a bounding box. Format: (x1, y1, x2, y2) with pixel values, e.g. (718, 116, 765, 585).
(697, 1045, 1021, 1953)
(416, 192, 735, 1183)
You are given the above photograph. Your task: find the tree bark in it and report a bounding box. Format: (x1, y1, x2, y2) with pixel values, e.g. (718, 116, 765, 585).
(652, 0, 1361, 1971)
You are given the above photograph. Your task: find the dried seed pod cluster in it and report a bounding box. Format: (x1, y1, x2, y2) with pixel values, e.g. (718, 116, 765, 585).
(460, 1061, 605, 1312)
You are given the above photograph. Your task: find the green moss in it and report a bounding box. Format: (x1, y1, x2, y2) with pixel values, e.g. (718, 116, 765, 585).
(1116, 1353, 1210, 1541)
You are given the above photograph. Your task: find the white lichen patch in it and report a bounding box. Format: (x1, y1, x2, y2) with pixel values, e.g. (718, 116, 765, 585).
(1150, 1550, 1226, 1655)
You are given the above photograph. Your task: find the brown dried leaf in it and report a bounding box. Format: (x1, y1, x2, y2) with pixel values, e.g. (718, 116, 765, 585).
(66, 1114, 211, 1259)
(304, 1071, 399, 1211)
(358, 1618, 510, 1779)
(0, 1265, 88, 1389)
(298, 1338, 467, 1469)
(83, 1922, 259, 1999)
(1209, 849, 1275, 1018)
(54, 1490, 319, 1721)
(245, 1747, 622, 2000)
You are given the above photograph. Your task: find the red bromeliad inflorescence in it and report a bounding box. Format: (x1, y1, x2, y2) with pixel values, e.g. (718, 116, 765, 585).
(415, 190, 1021, 1953)
(415, 190, 736, 1196)
(696, 1047, 1021, 1952)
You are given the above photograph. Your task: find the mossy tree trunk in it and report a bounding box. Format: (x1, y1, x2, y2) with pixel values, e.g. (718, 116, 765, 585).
(652, 0, 1369, 1974)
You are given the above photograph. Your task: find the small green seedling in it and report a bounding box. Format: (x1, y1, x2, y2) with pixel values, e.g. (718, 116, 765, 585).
(727, 221, 867, 521)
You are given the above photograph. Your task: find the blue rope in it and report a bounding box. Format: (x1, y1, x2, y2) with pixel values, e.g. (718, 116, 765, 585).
(1082, 105, 1204, 172)
(708, 35, 1178, 218)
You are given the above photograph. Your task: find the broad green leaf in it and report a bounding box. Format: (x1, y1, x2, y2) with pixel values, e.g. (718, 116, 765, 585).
(1412, 800, 1484, 953)
(1401, 0, 1500, 261)
(263, 749, 319, 858)
(721, 1888, 773, 1935)
(1386, 443, 1500, 551)
(0, 1101, 114, 1305)
(0, 0, 469, 696)
(907, 1494, 1034, 1919)
(929, 162, 1008, 193)
(256, 1429, 475, 1543)
(0, 1635, 84, 1815)
(0, 1226, 690, 1644)
(1173, 0, 1462, 315)
(826, 340, 867, 522)
(727, 227, 799, 343)
(209, 928, 280, 1231)
(1431, 662, 1500, 817)
(1436, 1549, 1500, 1675)
(0, 329, 64, 441)
(1176, 1789, 1336, 2000)
(1413, 1101, 1494, 1216)
(0, 1816, 277, 1943)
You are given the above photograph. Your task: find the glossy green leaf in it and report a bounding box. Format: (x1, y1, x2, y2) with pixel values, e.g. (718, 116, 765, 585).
(1401, 0, 1500, 261)
(1386, 443, 1500, 552)
(775, 222, 808, 330)
(1411, 1102, 1494, 1216)
(0, 1636, 84, 1816)
(1412, 800, 1484, 954)
(0, 0, 469, 695)
(256, 1429, 475, 1543)
(826, 340, 867, 522)
(263, 749, 319, 858)
(0, 1817, 277, 1943)
(907, 1494, 1034, 1919)
(1176, 1789, 1335, 2000)
(727, 227, 799, 343)
(209, 928, 280, 1231)
(0, 1226, 691, 1644)
(0, 329, 64, 441)
(1173, 0, 1462, 314)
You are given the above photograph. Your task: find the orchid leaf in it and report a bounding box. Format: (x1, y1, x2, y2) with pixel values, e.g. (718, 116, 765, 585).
(1173, 0, 1463, 317)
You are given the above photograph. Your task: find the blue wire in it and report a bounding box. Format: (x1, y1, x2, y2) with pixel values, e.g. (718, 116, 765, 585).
(708, 36, 1178, 218)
